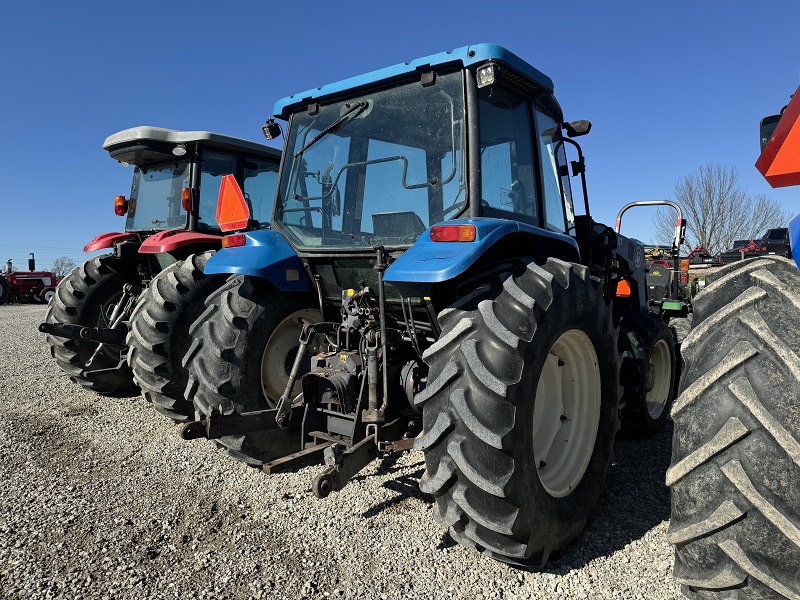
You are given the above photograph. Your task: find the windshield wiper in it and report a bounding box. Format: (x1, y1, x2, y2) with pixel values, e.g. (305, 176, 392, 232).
(294, 100, 368, 158)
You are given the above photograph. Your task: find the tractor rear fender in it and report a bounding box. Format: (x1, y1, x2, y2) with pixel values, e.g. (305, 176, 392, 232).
(789, 213, 800, 268)
(83, 232, 139, 252)
(138, 230, 222, 254)
(385, 218, 580, 297)
(203, 229, 313, 292)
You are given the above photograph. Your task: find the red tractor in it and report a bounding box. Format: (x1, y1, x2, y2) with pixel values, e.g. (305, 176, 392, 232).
(0, 255, 60, 304)
(40, 126, 280, 421)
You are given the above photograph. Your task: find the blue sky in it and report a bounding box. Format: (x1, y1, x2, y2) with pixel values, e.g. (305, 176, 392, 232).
(2, 1, 799, 269)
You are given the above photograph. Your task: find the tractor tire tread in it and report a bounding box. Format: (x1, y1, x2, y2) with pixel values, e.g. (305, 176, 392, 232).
(185, 275, 317, 465)
(669, 256, 800, 599)
(126, 252, 226, 422)
(419, 257, 619, 566)
(44, 253, 138, 395)
(618, 314, 676, 436)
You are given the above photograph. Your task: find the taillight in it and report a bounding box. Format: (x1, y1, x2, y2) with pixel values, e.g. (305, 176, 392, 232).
(222, 234, 247, 248)
(181, 188, 192, 212)
(216, 174, 250, 232)
(615, 279, 632, 298)
(430, 225, 477, 242)
(114, 196, 128, 216)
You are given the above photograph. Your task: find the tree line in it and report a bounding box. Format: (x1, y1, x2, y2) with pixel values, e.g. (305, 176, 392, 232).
(653, 163, 791, 254)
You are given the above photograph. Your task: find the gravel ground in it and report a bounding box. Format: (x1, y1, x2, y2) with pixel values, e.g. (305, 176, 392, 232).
(0, 304, 682, 599)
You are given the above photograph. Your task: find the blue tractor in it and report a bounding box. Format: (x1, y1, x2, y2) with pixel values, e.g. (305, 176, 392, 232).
(181, 44, 687, 566)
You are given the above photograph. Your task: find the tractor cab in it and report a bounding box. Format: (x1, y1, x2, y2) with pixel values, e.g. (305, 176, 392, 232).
(86, 127, 282, 259)
(269, 47, 581, 258)
(213, 45, 599, 308)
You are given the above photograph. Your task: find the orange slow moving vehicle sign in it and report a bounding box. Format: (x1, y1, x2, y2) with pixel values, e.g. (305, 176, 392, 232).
(756, 85, 800, 188)
(216, 174, 250, 232)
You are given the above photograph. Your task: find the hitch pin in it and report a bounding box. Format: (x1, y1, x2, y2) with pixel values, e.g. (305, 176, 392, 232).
(85, 284, 133, 367)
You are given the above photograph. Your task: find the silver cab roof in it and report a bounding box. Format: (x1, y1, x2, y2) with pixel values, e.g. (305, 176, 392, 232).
(103, 126, 281, 160)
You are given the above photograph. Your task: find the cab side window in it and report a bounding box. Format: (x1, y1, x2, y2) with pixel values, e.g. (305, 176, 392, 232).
(199, 150, 237, 232)
(534, 105, 575, 234)
(478, 86, 538, 223)
(243, 158, 280, 227)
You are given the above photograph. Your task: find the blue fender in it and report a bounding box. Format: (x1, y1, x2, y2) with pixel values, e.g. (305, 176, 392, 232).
(204, 230, 313, 292)
(384, 218, 579, 294)
(790, 213, 800, 269)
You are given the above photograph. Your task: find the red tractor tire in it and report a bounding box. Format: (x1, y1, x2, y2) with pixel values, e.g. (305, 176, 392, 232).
(45, 254, 141, 395)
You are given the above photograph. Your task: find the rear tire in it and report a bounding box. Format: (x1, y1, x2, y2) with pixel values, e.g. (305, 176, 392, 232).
(126, 252, 227, 422)
(40, 288, 56, 304)
(669, 314, 693, 345)
(668, 257, 800, 599)
(618, 314, 676, 436)
(185, 275, 319, 465)
(416, 258, 620, 566)
(44, 254, 141, 395)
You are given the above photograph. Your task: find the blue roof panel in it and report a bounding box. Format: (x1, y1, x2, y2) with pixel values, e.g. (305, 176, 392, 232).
(273, 43, 554, 119)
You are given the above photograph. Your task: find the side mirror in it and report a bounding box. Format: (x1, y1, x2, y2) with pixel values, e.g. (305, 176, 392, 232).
(563, 120, 592, 138)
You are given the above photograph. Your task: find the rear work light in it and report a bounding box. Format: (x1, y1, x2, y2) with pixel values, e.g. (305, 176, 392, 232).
(181, 188, 192, 212)
(222, 233, 247, 248)
(430, 225, 477, 242)
(114, 195, 128, 216)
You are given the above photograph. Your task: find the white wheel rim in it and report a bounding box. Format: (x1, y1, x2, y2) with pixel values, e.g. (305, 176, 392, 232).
(44, 290, 55, 303)
(646, 339, 672, 419)
(533, 329, 601, 498)
(260, 309, 320, 403)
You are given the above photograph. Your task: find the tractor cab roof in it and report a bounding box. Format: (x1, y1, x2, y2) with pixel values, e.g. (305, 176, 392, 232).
(273, 43, 557, 120)
(103, 126, 281, 168)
